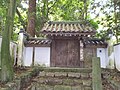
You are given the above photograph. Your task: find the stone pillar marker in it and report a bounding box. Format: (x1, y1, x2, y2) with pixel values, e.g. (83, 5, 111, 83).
(92, 57, 102, 90)
(17, 28, 25, 66)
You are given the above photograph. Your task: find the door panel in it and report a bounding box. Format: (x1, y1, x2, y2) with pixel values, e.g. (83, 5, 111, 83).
(55, 40, 67, 67)
(67, 40, 80, 67)
(52, 39, 80, 67)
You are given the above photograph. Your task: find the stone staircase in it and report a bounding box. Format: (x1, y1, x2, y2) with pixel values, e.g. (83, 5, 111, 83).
(27, 67, 92, 90)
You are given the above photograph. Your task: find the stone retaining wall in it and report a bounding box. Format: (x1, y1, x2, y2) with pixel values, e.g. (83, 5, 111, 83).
(0, 67, 40, 90)
(102, 69, 120, 90)
(103, 78, 120, 90)
(28, 67, 92, 90)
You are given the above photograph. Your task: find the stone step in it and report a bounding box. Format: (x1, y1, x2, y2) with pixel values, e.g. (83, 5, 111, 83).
(39, 67, 92, 73)
(30, 84, 92, 90)
(32, 77, 92, 87)
(39, 71, 92, 79)
(28, 67, 92, 90)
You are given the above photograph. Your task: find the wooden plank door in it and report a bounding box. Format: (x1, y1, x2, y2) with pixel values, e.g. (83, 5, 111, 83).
(67, 40, 80, 67)
(51, 39, 80, 67)
(55, 40, 68, 67)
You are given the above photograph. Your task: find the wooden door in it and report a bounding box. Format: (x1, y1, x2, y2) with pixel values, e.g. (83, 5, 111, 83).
(67, 40, 80, 67)
(55, 40, 68, 67)
(51, 39, 80, 67)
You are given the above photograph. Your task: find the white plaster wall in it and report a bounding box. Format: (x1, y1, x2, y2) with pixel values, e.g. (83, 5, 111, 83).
(10, 42, 17, 65)
(97, 48, 108, 68)
(23, 47, 33, 66)
(0, 37, 17, 64)
(105, 48, 109, 68)
(107, 46, 115, 69)
(0, 37, 17, 66)
(34, 47, 50, 66)
(18, 33, 24, 65)
(114, 44, 120, 71)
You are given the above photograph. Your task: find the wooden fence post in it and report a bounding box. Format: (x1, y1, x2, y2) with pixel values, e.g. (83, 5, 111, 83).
(92, 57, 102, 90)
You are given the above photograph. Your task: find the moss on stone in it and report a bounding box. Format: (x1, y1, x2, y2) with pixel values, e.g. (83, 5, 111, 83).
(54, 85, 71, 90)
(40, 67, 92, 73)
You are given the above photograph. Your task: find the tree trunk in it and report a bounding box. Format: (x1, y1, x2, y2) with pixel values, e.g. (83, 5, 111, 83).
(9, 0, 16, 40)
(27, 0, 36, 37)
(1, 0, 16, 82)
(114, 0, 118, 43)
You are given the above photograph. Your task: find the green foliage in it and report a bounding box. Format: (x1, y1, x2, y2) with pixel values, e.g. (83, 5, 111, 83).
(89, 19, 98, 30)
(47, 0, 85, 20)
(0, 0, 99, 38)
(91, 0, 120, 43)
(35, 0, 98, 32)
(0, 0, 8, 8)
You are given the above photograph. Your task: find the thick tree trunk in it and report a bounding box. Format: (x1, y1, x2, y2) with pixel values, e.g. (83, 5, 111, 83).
(27, 0, 36, 37)
(9, 0, 16, 40)
(1, 0, 16, 82)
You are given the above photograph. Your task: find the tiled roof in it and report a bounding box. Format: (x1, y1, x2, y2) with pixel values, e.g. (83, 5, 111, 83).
(84, 39, 108, 47)
(24, 38, 51, 47)
(41, 21, 96, 36)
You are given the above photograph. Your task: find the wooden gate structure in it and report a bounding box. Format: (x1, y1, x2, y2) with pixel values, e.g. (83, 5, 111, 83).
(51, 39, 80, 67)
(41, 21, 96, 67)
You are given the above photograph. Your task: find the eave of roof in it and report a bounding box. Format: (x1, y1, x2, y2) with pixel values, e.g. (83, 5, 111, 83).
(41, 21, 96, 36)
(84, 39, 108, 48)
(24, 38, 51, 47)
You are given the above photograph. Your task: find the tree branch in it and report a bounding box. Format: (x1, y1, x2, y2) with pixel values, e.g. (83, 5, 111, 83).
(48, 0, 58, 10)
(16, 7, 26, 30)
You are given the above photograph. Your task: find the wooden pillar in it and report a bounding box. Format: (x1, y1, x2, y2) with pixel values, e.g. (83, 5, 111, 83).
(32, 46, 35, 66)
(92, 57, 102, 90)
